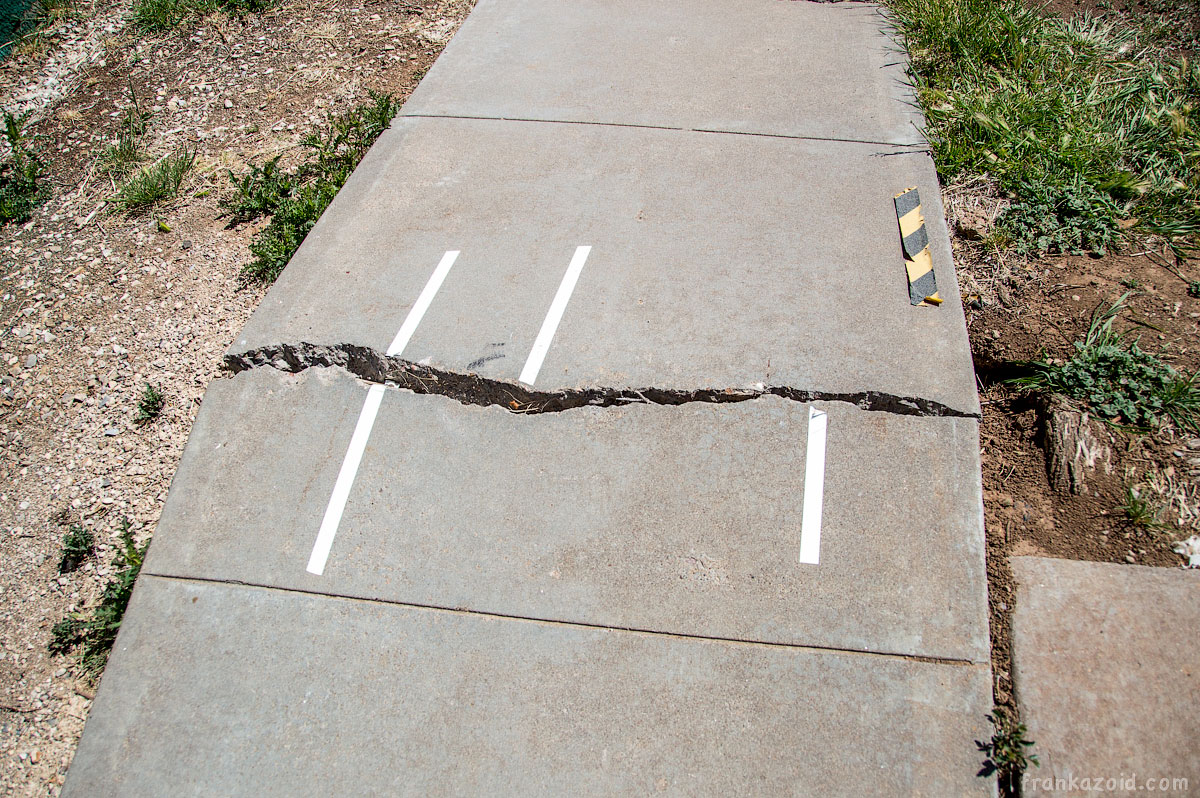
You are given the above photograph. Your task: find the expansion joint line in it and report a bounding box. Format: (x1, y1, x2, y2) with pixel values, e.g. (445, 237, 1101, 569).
(223, 341, 979, 420)
(144, 572, 984, 669)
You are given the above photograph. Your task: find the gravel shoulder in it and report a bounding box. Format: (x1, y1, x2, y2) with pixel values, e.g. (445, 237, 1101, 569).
(0, 1, 470, 793)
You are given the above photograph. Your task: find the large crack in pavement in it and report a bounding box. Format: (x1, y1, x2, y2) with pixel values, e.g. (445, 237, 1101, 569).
(225, 342, 979, 419)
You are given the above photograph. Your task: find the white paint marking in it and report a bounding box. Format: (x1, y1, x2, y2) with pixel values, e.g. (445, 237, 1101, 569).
(519, 245, 591, 386)
(387, 249, 460, 357)
(307, 384, 385, 575)
(799, 406, 828, 565)
(307, 251, 459, 575)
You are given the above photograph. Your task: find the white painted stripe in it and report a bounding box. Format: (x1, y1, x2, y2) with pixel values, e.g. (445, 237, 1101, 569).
(519, 245, 591, 386)
(387, 250, 460, 357)
(307, 384, 386, 575)
(799, 406, 828, 565)
(307, 251, 459, 575)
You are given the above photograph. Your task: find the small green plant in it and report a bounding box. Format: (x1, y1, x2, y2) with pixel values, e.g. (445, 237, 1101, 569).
(1010, 296, 1200, 431)
(58, 524, 95, 573)
(113, 149, 195, 212)
(995, 178, 1123, 256)
(1188, 281, 1200, 298)
(1120, 277, 1141, 290)
(134, 383, 165, 425)
(97, 90, 152, 179)
(49, 519, 147, 678)
(1120, 485, 1162, 528)
(0, 112, 48, 223)
(240, 92, 401, 283)
(220, 155, 296, 224)
(978, 711, 1039, 791)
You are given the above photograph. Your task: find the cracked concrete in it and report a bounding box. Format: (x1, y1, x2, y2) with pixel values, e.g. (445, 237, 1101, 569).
(225, 341, 980, 419)
(64, 0, 995, 793)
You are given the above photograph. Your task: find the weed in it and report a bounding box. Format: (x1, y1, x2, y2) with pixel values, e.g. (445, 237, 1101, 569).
(1120, 484, 1163, 528)
(97, 89, 152, 179)
(1120, 277, 1141, 290)
(49, 519, 147, 678)
(995, 178, 1122, 256)
(132, 0, 272, 32)
(239, 92, 400, 282)
(134, 383, 165, 425)
(0, 112, 48, 223)
(58, 524, 94, 573)
(1010, 296, 1200, 430)
(1189, 281, 1200, 298)
(220, 155, 295, 224)
(978, 711, 1039, 791)
(889, 0, 1200, 256)
(113, 149, 195, 212)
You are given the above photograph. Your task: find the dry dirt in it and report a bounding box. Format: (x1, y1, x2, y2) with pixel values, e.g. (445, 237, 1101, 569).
(0, 0, 470, 794)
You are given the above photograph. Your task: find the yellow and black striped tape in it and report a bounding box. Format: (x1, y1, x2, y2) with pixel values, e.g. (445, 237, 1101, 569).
(894, 187, 941, 307)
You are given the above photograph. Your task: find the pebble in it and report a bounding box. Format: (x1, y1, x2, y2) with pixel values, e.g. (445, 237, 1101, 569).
(224, 99, 233, 108)
(181, 240, 193, 250)
(104, 427, 120, 437)
(24, 354, 37, 369)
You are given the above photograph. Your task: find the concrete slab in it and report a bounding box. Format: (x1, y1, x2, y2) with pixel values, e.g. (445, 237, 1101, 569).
(64, 575, 993, 797)
(144, 366, 989, 664)
(402, 0, 923, 146)
(231, 116, 976, 415)
(1011, 557, 1200, 795)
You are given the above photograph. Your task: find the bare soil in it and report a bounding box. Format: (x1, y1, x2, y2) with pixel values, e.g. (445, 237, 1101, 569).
(0, 0, 470, 794)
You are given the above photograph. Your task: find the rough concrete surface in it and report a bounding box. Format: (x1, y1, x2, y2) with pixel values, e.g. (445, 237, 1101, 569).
(402, 0, 924, 145)
(1012, 556, 1199, 796)
(144, 366, 989, 663)
(64, 576, 993, 798)
(231, 117, 976, 414)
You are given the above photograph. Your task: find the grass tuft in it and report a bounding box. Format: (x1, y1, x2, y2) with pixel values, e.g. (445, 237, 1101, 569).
(49, 519, 147, 678)
(97, 90, 152, 180)
(0, 112, 48, 223)
(889, 0, 1200, 256)
(1010, 295, 1200, 431)
(1120, 484, 1163, 529)
(58, 524, 95, 574)
(112, 149, 195, 212)
(236, 91, 401, 283)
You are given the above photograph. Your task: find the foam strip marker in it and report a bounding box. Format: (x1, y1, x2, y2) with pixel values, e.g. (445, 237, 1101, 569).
(799, 406, 828, 565)
(893, 187, 940, 306)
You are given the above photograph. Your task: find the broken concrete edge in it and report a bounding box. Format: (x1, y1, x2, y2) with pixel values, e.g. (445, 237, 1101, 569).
(223, 341, 982, 420)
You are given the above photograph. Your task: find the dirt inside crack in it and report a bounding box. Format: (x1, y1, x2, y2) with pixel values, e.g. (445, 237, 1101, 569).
(225, 341, 981, 419)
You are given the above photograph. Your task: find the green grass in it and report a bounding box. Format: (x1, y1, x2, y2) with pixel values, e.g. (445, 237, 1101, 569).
(0, 112, 48, 223)
(1120, 484, 1163, 528)
(58, 524, 95, 574)
(112, 149, 195, 212)
(134, 383, 165, 425)
(1010, 295, 1200, 431)
(233, 92, 401, 283)
(888, 0, 1200, 256)
(97, 93, 152, 180)
(49, 520, 146, 678)
(132, 0, 273, 32)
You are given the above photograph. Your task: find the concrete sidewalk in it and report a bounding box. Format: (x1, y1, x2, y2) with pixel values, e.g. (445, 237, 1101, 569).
(64, 1, 994, 795)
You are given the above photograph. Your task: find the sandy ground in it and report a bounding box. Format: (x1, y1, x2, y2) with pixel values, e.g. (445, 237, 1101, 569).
(0, 0, 470, 793)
